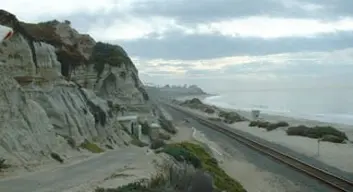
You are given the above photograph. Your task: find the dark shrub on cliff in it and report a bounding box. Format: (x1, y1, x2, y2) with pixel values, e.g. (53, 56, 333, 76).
(0, 158, 10, 171)
(150, 139, 166, 149)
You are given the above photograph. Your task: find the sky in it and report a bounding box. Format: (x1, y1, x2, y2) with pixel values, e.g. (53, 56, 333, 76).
(3, 0, 353, 92)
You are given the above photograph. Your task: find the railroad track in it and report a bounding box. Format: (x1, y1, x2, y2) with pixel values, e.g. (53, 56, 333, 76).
(166, 103, 353, 192)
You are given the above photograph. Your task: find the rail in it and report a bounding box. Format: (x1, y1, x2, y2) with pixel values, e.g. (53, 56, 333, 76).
(166, 103, 353, 192)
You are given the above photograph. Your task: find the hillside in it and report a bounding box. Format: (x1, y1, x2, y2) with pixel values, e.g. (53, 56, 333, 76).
(0, 10, 151, 168)
(146, 84, 208, 99)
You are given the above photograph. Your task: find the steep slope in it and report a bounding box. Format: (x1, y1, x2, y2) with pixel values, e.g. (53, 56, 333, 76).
(0, 10, 150, 167)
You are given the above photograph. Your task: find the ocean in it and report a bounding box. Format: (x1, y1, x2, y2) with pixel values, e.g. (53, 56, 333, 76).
(202, 88, 353, 125)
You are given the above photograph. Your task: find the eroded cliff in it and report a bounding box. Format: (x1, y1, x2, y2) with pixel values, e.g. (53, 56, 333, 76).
(0, 10, 150, 167)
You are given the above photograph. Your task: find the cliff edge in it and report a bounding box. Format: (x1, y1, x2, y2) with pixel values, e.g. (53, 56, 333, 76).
(0, 10, 150, 168)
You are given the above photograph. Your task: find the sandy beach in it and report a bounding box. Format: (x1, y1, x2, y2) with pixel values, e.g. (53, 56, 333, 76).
(178, 103, 353, 174)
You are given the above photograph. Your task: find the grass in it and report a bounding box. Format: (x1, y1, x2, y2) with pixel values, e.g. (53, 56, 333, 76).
(80, 139, 105, 153)
(286, 125, 348, 143)
(249, 121, 289, 131)
(161, 142, 246, 192)
(95, 160, 201, 192)
(50, 152, 64, 163)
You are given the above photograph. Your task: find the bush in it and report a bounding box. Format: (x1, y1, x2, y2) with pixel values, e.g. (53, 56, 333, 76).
(96, 161, 200, 192)
(105, 144, 114, 150)
(158, 132, 171, 140)
(208, 117, 222, 122)
(131, 139, 149, 147)
(50, 152, 64, 163)
(0, 158, 10, 171)
(249, 121, 289, 131)
(321, 135, 345, 143)
(150, 139, 166, 149)
(159, 117, 177, 134)
(162, 142, 246, 192)
(80, 139, 105, 153)
(141, 122, 151, 135)
(219, 111, 246, 124)
(286, 125, 347, 143)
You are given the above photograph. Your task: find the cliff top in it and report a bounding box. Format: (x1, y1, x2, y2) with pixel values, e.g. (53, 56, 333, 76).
(0, 9, 136, 76)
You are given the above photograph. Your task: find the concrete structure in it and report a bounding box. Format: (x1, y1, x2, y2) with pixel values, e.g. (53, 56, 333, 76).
(251, 110, 260, 120)
(117, 115, 141, 140)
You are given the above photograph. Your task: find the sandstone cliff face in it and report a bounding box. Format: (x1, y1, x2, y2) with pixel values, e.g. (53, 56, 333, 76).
(0, 10, 150, 166)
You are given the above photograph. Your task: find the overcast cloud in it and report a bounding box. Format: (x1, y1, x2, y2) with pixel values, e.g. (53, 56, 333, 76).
(3, 0, 353, 91)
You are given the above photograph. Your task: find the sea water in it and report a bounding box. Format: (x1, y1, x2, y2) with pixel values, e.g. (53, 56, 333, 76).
(203, 88, 353, 125)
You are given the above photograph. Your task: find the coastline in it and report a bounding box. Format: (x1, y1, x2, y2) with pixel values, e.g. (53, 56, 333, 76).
(175, 96, 353, 174)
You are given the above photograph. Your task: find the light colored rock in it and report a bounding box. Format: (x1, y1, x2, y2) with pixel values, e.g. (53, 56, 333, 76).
(0, 13, 151, 168)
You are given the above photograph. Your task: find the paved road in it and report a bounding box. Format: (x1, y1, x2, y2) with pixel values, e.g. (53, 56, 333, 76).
(0, 148, 140, 192)
(162, 103, 336, 192)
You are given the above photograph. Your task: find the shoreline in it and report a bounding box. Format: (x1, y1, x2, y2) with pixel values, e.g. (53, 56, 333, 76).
(201, 95, 353, 127)
(175, 97, 353, 175)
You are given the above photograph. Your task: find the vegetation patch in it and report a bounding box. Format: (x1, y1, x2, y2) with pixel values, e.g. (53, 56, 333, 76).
(96, 161, 200, 192)
(208, 117, 222, 122)
(219, 111, 247, 124)
(150, 139, 166, 150)
(105, 144, 114, 150)
(286, 125, 348, 143)
(130, 139, 149, 148)
(159, 117, 177, 134)
(158, 132, 171, 140)
(50, 152, 64, 163)
(80, 139, 105, 153)
(161, 142, 246, 192)
(249, 121, 289, 131)
(0, 158, 10, 171)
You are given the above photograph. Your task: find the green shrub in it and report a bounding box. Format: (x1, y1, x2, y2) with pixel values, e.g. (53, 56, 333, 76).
(249, 121, 258, 127)
(80, 139, 105, 153)
(131, 139, 149, 147)
(249, 121, 289, 131)
(96, 161, 199, 192)
(219, 111, 246, 124)
(286, 125, 347, 143)
(141, 122, 151, 135)
(150, 139, 166, 149)
(162, 142, 246, 192)
(321, 135, 345, 143)
(158, 132, 171, 140)
(50, 152, 64, 163)
(208, 117, 222, 122)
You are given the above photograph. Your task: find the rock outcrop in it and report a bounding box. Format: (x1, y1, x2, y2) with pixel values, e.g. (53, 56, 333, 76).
(0, 10, 150, 166)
